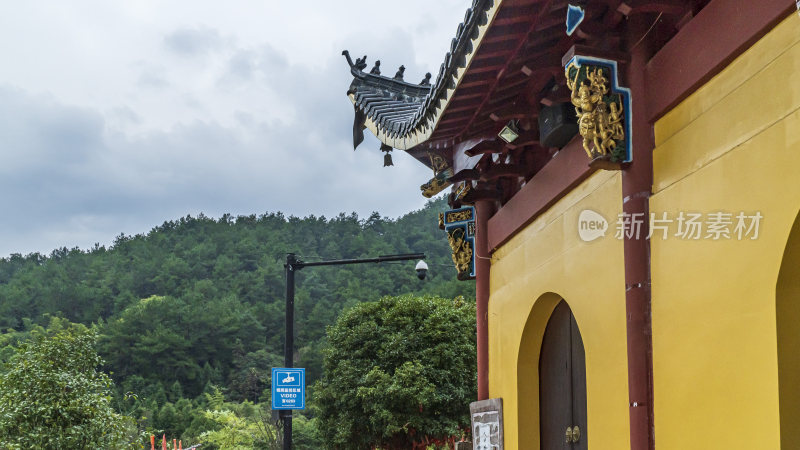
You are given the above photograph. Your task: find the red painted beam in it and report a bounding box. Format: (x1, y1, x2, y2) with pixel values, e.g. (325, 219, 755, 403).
(466, 140, 505, 156)
(457, 0, 555, 142)
(487, 137, 595, 251)
(619, 0, 692, 15)
(623, 18, 656, 450)
(475, 199, 494, 401)
(645, 0, 795, 122)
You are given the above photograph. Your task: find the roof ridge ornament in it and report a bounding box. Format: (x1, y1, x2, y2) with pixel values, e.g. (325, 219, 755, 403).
(354, 55, 367, 71)
(420, 73, 432, 86)
(394, 65, 405, 81)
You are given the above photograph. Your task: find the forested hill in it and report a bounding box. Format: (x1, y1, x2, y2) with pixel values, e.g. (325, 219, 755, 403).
(0, 197, 474, 402)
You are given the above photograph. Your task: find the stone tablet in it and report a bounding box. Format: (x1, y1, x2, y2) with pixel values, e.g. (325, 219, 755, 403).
(470, 398, 504, 450)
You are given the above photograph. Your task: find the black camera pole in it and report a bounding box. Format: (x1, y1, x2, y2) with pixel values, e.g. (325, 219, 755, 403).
(281, 252, 425, 449)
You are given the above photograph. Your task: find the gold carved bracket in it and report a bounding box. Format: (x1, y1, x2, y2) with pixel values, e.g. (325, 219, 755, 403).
(441, 206, 476, 281)
(565, 56, 632, 167)
(420, 151, 453, 198)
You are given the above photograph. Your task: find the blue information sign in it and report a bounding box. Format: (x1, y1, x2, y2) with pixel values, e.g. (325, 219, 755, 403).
(271, 368, 305, 410)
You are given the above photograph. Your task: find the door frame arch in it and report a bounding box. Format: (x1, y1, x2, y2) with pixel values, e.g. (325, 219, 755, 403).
(777, 210, 800, 447)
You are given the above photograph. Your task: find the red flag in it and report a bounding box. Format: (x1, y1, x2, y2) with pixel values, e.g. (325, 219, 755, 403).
(162, 434, 167, 450)
(150, 435, 155, 450)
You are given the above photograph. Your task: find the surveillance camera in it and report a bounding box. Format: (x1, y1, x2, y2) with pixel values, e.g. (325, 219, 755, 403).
(415, 260, 428, 280)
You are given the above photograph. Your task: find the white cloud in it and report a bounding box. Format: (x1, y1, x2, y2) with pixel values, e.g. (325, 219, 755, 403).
(0, 0, 472, 256)
(164, 26, 227, 56)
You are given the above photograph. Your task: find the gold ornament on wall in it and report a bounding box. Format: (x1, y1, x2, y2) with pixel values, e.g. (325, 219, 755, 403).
(441, 206, 476, 280)
(420, 151, 453, 198)
(447, 228, 473, 276)
(565, 58, 630, 165)
(447, 209, 473, 223)
(429, 152, 448, 174)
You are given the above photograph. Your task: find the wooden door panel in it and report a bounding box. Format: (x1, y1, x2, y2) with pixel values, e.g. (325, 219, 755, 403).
(539, 301, 573, 450)
(539, 300, 588, 449)
(570, 313, 588, 450)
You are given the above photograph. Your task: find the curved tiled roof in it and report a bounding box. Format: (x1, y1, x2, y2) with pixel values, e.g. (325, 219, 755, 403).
(343, 0, 500, 151)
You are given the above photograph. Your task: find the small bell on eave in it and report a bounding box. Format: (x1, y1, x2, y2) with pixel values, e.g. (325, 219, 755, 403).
(381, 144, 394, 167)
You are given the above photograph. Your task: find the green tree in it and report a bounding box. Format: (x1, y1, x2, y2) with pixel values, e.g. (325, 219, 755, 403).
(200, 409, 259, 449)
(198, 387, 281, 449)
(0, 327, 132, 448)
(293, 414, 324, 449)
(315, 294, 477, 449)
(0, 197, 476, 445)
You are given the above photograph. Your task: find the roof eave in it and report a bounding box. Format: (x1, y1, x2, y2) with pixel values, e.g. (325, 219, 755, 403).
(345, 0, 504, 151)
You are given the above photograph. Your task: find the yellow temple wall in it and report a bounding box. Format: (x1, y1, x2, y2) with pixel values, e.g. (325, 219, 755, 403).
(488, 170, 630, 450)
(487, 13, 800, 450)
(650, 13, 800, 449)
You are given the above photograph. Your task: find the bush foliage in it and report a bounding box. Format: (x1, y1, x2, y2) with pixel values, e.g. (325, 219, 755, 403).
(0, 327, 132, 448)
(316, 294, 477, 449)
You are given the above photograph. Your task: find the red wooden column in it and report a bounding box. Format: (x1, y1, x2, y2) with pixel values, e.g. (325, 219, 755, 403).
(623, 18, 656, 450)
(475, 199, 494, 400)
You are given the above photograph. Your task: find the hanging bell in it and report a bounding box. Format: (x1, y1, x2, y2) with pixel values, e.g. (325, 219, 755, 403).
(381, 144, 394, 167)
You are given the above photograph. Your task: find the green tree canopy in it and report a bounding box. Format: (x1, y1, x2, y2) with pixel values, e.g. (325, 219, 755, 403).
(315, 294, 477, 449)
(0, 327, 131, 448)
(0, 197, 476, 445)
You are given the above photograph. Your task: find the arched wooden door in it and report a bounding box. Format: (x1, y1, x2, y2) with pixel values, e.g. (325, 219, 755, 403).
(539, 300, 587, 449)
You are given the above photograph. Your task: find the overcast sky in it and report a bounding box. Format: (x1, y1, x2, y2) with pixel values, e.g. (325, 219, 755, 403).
(0, 0, 472, 257)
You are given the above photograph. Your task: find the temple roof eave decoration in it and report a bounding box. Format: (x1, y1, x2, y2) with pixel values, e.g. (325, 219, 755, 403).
(342, 0, 500, 153)
(343, 0, 710, 207)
